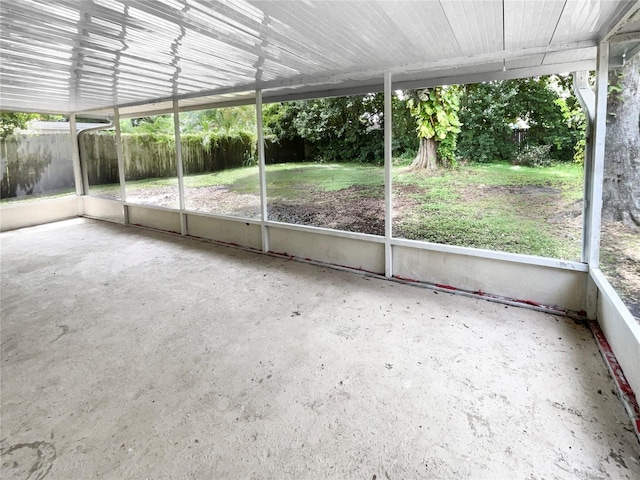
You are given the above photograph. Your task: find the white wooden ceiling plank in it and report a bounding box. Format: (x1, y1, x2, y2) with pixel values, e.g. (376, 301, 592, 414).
(552, 0, 630, 43)
(377, 1, 462, 60)
(258, 1, 377, 69)
(440, 0, 503, 56)
(346, 1, 412, 63)
(286, 1, 395, 66)
(504, 0, 566, 49)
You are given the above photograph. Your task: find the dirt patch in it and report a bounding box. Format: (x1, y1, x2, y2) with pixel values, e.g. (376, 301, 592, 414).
(185, 186, 261, 218)
(268, 185, 385, 235)
(481, 184, 560, 196)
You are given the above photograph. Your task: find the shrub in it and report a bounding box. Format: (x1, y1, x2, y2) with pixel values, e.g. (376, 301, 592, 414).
(512, 144, 552, 167)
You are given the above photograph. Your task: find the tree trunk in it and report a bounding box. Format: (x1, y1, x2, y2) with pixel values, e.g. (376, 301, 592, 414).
(603, 53, 640, 228)
(409, 137, 438, 170)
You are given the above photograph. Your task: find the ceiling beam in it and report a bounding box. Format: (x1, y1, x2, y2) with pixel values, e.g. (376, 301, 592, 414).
(608, 31, 640, 43)
(76, 58, 597, 118)
(601, 0, 640, 42)
(253, 40, 599, 93)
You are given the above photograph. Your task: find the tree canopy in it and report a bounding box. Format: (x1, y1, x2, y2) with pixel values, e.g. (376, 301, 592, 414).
(0, 112, 37, 139)
(457, 76, 583, 165)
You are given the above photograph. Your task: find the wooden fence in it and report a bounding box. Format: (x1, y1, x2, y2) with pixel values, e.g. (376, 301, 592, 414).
(1, 133, 74, 199)
(1, 132, 308, 199)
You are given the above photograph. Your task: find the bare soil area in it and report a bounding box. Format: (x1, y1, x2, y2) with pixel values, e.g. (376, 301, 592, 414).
(268, 186, 385, 235)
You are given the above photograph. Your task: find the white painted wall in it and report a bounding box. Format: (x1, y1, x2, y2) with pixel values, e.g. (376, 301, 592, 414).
(393, 245, 588, 312)
(591, 269, 640, 400)
(268, 226, 385, 274)
(82, 196, 125, 224)
(0, 196, 80, 231)
(127, 205, 181, 233)
(186, 213, 262, 251)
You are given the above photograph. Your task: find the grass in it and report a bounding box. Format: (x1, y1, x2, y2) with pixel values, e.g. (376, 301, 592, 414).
(180, 163, 384, 197)
(0, 188, 75, 204)
(391, 162, 585, 258)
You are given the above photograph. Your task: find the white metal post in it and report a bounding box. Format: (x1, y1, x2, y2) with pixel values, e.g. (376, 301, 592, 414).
(573, 71, 595, 263)
(587, 43, 609, 268)
(256, 89, 269, 252)
(173, 99, 187, 235)
(114, 108, 128, 223)
(384, 72, 393, 278)
(69, 113, 84, 197)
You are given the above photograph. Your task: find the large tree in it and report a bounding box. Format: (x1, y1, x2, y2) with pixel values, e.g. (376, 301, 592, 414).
(407, 87, 461, 170)
(603, 53, 640, 227)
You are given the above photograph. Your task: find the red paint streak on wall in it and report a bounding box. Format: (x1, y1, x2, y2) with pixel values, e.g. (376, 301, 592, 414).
(589, 319, 640, 438)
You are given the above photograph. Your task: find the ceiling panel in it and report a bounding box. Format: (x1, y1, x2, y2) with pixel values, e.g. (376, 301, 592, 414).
(0, 0, 637, 114)
(439, 0, 503, 56)
(504, 0, 567, 49)
(551, 0, 635, 43)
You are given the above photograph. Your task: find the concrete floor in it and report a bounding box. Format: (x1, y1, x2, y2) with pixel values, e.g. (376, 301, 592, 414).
(1, 218, 639, 479)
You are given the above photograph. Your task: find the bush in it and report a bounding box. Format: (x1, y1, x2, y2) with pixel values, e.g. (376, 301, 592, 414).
(512, 144, 552, 167)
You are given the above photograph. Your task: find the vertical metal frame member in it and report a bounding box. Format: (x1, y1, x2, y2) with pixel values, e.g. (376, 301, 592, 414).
(173, 99, 187, 235)
(573, 70, 595, 264)
(256, 89, 269, 253)
(586, 43, 610, 268)
(69, 114, 84, 197)
(384, 72, 393, 278)
(114, 108, 128, 223)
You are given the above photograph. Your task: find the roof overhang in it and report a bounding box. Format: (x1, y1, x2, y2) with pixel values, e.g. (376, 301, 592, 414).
(1, 0, 639, 116)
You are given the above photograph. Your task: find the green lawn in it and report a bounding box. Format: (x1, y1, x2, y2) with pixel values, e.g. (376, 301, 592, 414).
(180, 163, 384, 196)
(393, 162, 584, 259)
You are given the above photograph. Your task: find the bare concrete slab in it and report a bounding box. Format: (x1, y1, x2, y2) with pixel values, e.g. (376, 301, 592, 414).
(1, 218, 639, 479)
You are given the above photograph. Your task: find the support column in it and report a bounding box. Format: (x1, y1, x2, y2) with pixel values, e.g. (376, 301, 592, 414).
(587, 43, 609, 268)
(114, 108, 128, 223)
(173, 99, 187, 235)
(384, 72, 393, 278)
(69, 114, 84, 197)
(573, 71, 595, 264)
(584, 43, 609, 318)
(256, 90, 269, 252)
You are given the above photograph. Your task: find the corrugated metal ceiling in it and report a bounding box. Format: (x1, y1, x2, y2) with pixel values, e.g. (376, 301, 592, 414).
(0, 0, 638, 115)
